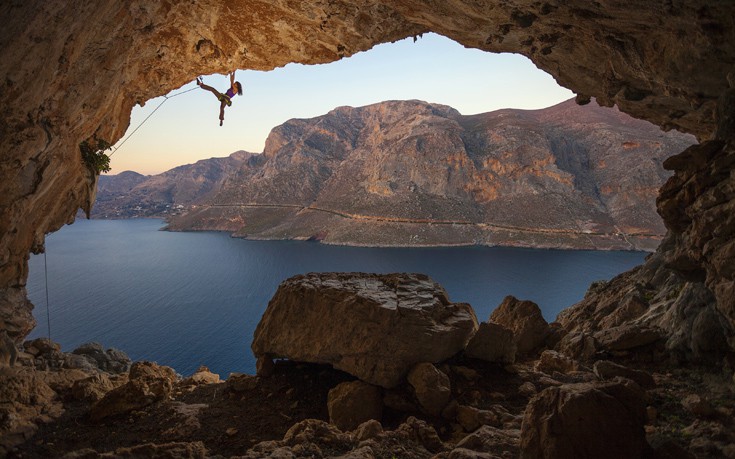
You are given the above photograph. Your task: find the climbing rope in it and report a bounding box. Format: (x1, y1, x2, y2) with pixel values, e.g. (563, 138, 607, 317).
(109, 84, 200, 157)
(44, 250, 51, 340)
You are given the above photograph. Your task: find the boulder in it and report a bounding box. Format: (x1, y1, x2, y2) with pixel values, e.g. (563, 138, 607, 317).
(72, 342, 132, 373)
(489, 296, 549, 356)
(593, 324, 662, 351)
(252, 273, 478, 388)
(681, 394, 715, 418)
(407, 362, 452, 417)
(593, 360, 656, 388)
(89, 361, 177, 421)
(456, 405, 500, 432)
(520, 379, 648, 459)
(534, 350, 578, 375)
(328, 380, 383, 431)
(464, 322, 516, 363)
(184, 366, 220, 385)
(449, 425, 520, 458)
(71, 373, 116, 402)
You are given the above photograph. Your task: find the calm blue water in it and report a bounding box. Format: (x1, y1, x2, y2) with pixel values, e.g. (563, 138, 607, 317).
(26, 219, 646, 377)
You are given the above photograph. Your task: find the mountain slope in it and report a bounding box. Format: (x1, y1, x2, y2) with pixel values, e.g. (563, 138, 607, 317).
(165, 99, 694, 250)
(92, 151, 254, 218)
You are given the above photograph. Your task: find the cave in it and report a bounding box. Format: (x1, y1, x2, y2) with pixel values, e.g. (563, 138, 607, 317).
(1, 1, 734, 457)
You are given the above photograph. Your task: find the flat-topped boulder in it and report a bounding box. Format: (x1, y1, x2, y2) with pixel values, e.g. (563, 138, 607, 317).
(251, 273, 478, 388)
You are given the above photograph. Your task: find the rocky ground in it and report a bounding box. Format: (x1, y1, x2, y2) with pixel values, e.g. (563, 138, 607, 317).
(3, 348, 733, 458)
(2, 273, 734, 458)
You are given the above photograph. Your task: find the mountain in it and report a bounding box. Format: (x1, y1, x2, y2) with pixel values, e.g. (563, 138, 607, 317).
(91, 151, 254, 218)
(170, 99, 695, 250)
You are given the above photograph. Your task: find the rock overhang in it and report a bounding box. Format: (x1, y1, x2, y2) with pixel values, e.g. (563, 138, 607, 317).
(0, 0, 734, 345)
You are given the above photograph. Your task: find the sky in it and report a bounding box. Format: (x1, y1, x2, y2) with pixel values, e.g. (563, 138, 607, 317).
(109, 33, 573, 175)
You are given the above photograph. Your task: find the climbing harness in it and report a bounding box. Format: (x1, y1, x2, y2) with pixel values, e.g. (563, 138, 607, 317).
(109, 83, 200, 157)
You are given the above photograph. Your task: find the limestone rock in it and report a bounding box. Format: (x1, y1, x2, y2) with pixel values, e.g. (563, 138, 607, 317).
(61, 441, 208, 458)
(534, 350, 578, 375)
(520, 379, 648, 459)
(183, 366, 220, 386)
(456, 405, 500, 432)
(593, 360, 656, 389)
(464, 322, 516, 363)
(327, 381, 383, 432)
(593, 324, 662, 351)
(227, 373, 259, 392)
(354, 419, 383, 442)
(489, 296, 549, 356)
(71, 373, 116, 402)
(252, 273, 478, 388)
(395, 416, 444, 454)
(449, 425, 519, 458)
(407, 362, 452, 417)
(681, 394, 716, 418)
(72, 342, 132, 373)
(89, 361, 177, 421)
(0, 366, 60, 454)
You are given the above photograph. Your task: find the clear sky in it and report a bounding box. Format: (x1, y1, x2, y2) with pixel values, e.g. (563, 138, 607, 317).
(110, 33, 573, 175)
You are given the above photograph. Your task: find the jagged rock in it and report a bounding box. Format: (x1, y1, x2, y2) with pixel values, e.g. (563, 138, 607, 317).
(407, 362, 452, 417)
(464, 322, 516, 363)
(354, 419, 383, 442)
(395, 416, 444, 454)
(518, 382, 537, 397)
(489, 296, 549, 356)
(89, 361, 177, 421)
(63, 353, 98, 372)
(593, 324, 662, 351)
(227, 373, 259, 392)
(593, 360, 656, 389)
(327, 381, 383, 432)
(556, 331, 598, 360)
(443, 425, 519, 458)
(252, 273, 478, 388)
(456, 405, 500, 432)
(61, 441, 208, 458)
(23, 338, 60, 356)
(72, 342, 132, 373)
(71, 373, 116, 402)
(681, 394, 716, 418)
(182, 366, 220, 386)
(0, 366, 61, 454)
(520, 379, 648, 459)
(534, 350, 579, 375)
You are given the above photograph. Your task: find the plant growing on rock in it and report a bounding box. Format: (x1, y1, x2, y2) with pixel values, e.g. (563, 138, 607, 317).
(80, 137, 112, 174)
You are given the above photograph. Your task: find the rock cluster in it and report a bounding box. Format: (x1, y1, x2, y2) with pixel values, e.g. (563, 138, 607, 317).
(252, 272, 478, 388)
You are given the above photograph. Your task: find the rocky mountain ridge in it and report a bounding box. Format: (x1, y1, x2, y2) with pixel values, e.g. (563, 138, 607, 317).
(163, 98, 695, 251)
(91, 151, 254, 218)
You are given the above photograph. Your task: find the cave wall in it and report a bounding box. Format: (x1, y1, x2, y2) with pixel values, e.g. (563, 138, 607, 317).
(1, 1, 734, 346)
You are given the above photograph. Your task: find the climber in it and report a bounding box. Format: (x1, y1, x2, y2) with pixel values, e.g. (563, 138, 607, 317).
(197, 72, 243, 126)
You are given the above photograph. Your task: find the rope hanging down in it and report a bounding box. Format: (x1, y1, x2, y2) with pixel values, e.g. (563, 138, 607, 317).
(109, 85, 199, 157)
(44, 250, 51, 340)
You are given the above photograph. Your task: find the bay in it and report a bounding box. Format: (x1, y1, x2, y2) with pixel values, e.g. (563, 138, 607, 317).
(26, 218, 645, 376)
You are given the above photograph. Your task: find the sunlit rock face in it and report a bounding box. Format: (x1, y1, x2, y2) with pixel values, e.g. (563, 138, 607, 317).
(0, 1, 734, 347)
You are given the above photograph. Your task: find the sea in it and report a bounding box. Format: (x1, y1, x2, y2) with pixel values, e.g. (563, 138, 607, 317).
(26, 218, 646, 377)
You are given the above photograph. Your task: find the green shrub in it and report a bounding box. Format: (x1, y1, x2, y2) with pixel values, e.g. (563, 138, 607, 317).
(80, 138, 112, 174)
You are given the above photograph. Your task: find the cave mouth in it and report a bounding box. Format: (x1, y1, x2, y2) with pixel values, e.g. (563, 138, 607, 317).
(17, 35, 687, 377)
(108, 33, 573, 175)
